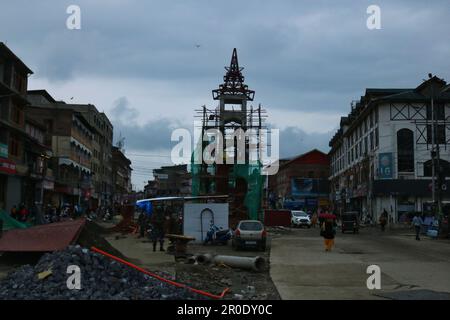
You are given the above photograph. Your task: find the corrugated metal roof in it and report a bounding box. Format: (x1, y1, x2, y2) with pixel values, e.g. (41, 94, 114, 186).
(0, 219, 86, 252)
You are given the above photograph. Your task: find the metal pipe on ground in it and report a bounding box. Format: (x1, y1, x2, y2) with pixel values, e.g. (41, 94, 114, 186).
(196, 253, 214, 265)
(212, 255, 267, 272)
(186, 255, 198, 264)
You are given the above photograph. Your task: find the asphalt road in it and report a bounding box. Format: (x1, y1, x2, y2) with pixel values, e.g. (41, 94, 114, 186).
(269, 226, 450, 300)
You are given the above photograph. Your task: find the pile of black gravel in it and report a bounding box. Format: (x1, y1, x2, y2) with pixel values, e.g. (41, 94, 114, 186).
(0, 245, 206, 300)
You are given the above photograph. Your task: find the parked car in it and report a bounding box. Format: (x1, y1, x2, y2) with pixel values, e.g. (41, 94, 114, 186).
(341, 211, 359, 234)
(232, 220, 267, 251)
(291, 210, 312, 228)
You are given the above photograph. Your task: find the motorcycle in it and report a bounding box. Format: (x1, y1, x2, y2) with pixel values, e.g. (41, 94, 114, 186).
(203, 224, 232, 245)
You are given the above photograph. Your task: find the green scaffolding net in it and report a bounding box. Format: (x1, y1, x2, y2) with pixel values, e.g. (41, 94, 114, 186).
(191, 141, 264, 221)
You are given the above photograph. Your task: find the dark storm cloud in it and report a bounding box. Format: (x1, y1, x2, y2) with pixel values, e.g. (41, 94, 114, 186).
(1, 0, 449, 114)
(278, 126, 333, 158)
(110, 96, 178, 151)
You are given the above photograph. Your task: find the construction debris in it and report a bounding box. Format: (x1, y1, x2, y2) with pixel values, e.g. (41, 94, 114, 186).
(183, 253, 267, 272)
(0, 245, 206, 300)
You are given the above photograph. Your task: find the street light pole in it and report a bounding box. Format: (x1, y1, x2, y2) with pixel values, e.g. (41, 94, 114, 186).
(430, 77, 436, 213)
(429, 74, 444, 224)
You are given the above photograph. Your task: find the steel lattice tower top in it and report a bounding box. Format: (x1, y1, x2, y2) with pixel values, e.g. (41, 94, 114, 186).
(212, 48, 255, 101)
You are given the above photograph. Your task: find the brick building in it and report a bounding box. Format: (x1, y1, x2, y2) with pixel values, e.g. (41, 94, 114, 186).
(268, 149, 330, 211)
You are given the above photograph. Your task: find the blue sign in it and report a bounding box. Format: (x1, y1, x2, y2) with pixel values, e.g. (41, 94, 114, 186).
(379, 153, 393, 179)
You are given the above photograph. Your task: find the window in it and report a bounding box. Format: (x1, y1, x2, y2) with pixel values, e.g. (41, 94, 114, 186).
(426, 104, 445, 121)
(397, 129, 414, 173)
(44, 119, 53, 134)
(10, 104, 23, 125)
(370, 111, 374, 127)
(427, 125, 446, 145)
(364, 136, 368, 155)
(375, 127, 379, 147)
(424, 159, 450, 177)
(370, 131, 374, 150)
(9, 134, 20, 157)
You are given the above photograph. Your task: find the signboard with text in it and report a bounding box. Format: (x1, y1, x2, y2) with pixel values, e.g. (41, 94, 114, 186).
(0, 143, 7, 158)
(378, 152, 393, 179)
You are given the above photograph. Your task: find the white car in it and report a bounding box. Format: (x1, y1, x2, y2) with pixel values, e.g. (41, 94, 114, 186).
(291, 210, 312, 228)
(232, 220, 267, 251)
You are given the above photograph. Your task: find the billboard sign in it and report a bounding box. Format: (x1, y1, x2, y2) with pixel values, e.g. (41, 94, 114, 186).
(0, 143, 7, 158)
(378, 153, 393, 179)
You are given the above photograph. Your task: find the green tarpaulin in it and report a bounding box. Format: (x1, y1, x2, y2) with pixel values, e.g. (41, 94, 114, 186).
(0, 210, 31, 230)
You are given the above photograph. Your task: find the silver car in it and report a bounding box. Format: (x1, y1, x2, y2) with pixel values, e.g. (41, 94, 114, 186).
(291, 210, 312, 228)
(232, 220, 267, 251)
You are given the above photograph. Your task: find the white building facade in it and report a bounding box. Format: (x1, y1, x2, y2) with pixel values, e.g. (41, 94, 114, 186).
(329, 77, 450, 223)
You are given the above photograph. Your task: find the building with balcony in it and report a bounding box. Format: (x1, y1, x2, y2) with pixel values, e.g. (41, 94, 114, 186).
(23, 116, 53, 208)
(27, 91, 114, 208)
(111, 146, 132, 205)
(329, 76, 450, 223)
(0, 42, 33, 212)
(26, 102, 94, 209)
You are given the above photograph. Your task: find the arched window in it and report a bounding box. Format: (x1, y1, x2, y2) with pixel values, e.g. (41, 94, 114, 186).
(424, 159, 450, 177)
(397, 129, 414, 173)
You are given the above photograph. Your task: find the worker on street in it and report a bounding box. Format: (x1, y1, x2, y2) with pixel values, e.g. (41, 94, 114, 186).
(150, 210, 165, 252)
(137, 210, 148, 238)
(412, 213, 424, 241)
(379, 209, 388, 232)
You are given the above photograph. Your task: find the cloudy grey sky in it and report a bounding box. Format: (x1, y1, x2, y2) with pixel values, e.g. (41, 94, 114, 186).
(1, 0, 449, 189)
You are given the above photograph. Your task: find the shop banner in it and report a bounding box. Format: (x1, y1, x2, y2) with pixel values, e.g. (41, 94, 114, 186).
(0, 143, 7, 158)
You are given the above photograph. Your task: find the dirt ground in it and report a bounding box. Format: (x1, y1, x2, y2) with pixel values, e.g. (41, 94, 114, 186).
(101, 221, 283, 300)
(0, 217, 285, 300)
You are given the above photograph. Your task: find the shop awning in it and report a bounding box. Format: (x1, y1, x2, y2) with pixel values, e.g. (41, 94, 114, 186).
(58, 157, 91, 174)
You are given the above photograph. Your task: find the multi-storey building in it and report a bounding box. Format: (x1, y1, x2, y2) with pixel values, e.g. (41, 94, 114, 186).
(26, 99, 94, 209)
(111, 146, 132, 205)
(268, 149, 330, 211)
(23, 116, 53, 208)
(27, 91, 114, 208)
(0, 42, 33, 212)
(153, 164, 191, 196)
(329, 76, 450, 223)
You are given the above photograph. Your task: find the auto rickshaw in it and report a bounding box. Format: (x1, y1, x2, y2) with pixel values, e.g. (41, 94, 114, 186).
(341, 211, 359, 234)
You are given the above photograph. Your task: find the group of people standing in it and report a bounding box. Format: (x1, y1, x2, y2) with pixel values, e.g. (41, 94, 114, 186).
(137, 207, 176, 252)
(10, 204, 30, 222)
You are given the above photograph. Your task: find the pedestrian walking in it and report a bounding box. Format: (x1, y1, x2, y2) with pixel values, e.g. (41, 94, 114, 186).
(137, 210, 147, 238)
(150, 211, 165, 252)
(411, 213, 424, 241)
(379, 209, 388, 231)
(10, 205, 18, 220)
(321, 218, 336, 251)
(18, 204, 29, 222)
(311, 212, 318, 228)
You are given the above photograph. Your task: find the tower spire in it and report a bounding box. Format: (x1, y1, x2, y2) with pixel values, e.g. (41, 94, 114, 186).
(212, 48, 255, 101)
